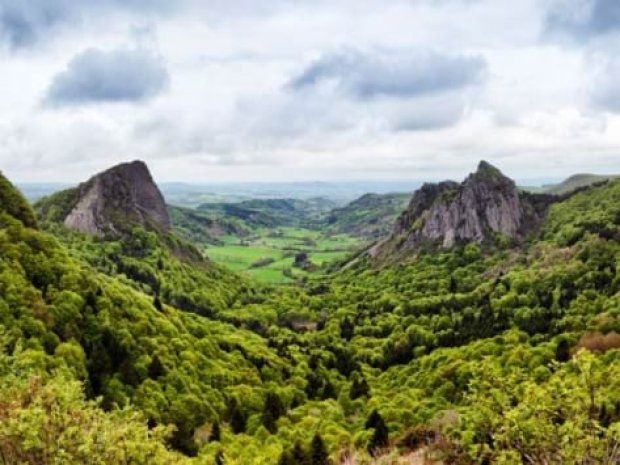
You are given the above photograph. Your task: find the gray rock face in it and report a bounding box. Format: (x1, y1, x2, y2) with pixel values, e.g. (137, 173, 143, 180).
(391, 161, 527, 250)
(63, 160, 171, 236)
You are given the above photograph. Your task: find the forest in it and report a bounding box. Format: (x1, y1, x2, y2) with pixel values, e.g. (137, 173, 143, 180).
(0, 169, 619, 464)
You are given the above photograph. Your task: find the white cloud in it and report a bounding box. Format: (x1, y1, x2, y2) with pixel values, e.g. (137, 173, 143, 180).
(0, 0, 617, 183)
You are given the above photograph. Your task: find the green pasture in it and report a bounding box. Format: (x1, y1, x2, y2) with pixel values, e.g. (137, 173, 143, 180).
(204, 227, 362, 283)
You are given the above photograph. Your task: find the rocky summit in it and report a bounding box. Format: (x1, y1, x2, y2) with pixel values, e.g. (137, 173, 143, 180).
(376, 161, 548, 256)
(61, 160, 170, 236)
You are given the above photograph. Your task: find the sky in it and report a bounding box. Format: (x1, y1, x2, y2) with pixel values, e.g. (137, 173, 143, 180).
(0, 0, 619, 183)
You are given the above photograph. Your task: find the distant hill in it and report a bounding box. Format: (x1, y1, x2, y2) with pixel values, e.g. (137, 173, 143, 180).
(325, 192, 411, 240)
(543, 173, 619, 195)
(196, 197, 336, 230)
(169, 197, 338, 246)
(169, 205, 251, 245)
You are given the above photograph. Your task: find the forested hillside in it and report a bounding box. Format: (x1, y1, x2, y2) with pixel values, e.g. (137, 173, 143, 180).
(0, 166, 619, 464)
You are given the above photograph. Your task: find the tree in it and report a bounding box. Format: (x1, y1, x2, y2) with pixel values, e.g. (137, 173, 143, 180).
(278, 442, 309, 465)
(349, 373, 370, 399)
(153, 295, 163, 312)
(367, 411, 389, 456)
(555, 338, 571, 363)
(278, 450, 295, 465)
(262, 391, 286, 433)
(211, 420, 221, 442)
(229, 399, 246, 434)
(292, 442, 309, 465)
(340, 317, 354, 341)
(449, 275, 458, 293)
(148, 354, 165, 379)
(365, 409, 382, 429)
(310, 433, 330, 465)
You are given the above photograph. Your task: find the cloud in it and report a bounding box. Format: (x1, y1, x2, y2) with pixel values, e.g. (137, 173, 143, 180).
(45, 48, 169, 106)
(0, 0, 174, 49)
(546, 0, 620, 40)
(0, 0, 70, 49)
(288, 48, 486, 99)
(590, 56, 620, 112)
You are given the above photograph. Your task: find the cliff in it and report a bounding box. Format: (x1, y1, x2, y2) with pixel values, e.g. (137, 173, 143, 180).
(37, 161, 170, 236)
(374, 161, 552, 259)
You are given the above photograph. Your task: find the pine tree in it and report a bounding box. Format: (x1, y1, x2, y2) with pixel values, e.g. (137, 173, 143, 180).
(367, 412, 389, 456)
(321, 379, 336, 400)
(292, 442, 309, 465)
(211, 420, 221, 442)
(229, 398, 246, 434)
(148, 354, 165, 379)
(449, 275, 458, 293)
(340, 317, 354, 341)
(262, 391, 286, 433)
(153, 295, 163, 312)
(310, 433, 330, 465)
(365, 409, 382, 429)
(349, 374, 370, 400)
(555, 338, 571, 363)
(278, 450, 295, 465)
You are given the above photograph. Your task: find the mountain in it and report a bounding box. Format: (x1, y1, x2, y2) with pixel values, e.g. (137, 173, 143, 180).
(36, 160, 170, 236)
(0, 171, 38, 228)
(374, 161, 553, 259)
(1, 163, 620, 464)
(169, 205, 250, 245)
(196, 197, 336, 229)
(543, 173, 619, 195)
(325, 192, 411, 239)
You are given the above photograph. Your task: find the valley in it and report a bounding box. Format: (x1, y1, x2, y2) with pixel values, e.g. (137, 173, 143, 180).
(203, 227, 361, 283)
(4, 2, 620, 463)
(0, 160, 619, 464)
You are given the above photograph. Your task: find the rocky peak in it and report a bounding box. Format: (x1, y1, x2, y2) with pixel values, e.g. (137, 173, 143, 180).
(62, 160, 171, 236)
(385, 161, 529, 254)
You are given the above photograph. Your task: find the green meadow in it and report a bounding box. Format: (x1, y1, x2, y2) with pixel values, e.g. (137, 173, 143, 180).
(204, 226, 362, 283)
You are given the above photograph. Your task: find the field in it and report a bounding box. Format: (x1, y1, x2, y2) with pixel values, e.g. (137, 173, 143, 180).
(204, 227, 362, 283)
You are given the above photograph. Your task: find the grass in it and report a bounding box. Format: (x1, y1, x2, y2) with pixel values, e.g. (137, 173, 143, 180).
(204, 227, 362, 283)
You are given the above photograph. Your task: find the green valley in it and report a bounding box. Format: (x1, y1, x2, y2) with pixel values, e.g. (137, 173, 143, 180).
(0, 161, 618, 464)
(203, 227, 361, 283)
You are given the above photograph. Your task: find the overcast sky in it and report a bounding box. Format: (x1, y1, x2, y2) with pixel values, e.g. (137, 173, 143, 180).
(0, 0, 619, 183)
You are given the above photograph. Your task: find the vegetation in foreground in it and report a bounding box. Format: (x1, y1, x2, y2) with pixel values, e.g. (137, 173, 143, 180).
(0, 170, 619, 463)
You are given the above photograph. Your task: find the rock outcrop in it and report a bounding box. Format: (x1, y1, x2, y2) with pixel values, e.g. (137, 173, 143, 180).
(61, 161, 170, 236)
(376, 161, 550, 257)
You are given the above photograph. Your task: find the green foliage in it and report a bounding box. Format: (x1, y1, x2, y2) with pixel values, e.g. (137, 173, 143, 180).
(0, 172, 37, 228)
(326, 193, 411, 239)
(449, 350, 620, 464)
(0, 334, 188, 465)
(1, 172, 620, 463)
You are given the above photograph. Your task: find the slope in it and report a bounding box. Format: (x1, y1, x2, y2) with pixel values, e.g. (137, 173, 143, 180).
(544, 173, 619, 195)
(0, 169, 619, 464)
(325, 192, 411, 240)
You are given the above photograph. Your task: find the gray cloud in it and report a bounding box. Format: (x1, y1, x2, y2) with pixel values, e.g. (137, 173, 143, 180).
(0, 0, 173, 49)
(590, 57, 620, 112)
(546, 0, 620, 40)
(45, 48, 169, 106)
(288, 49, 486, 99)
(0, 0, 70, 49)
